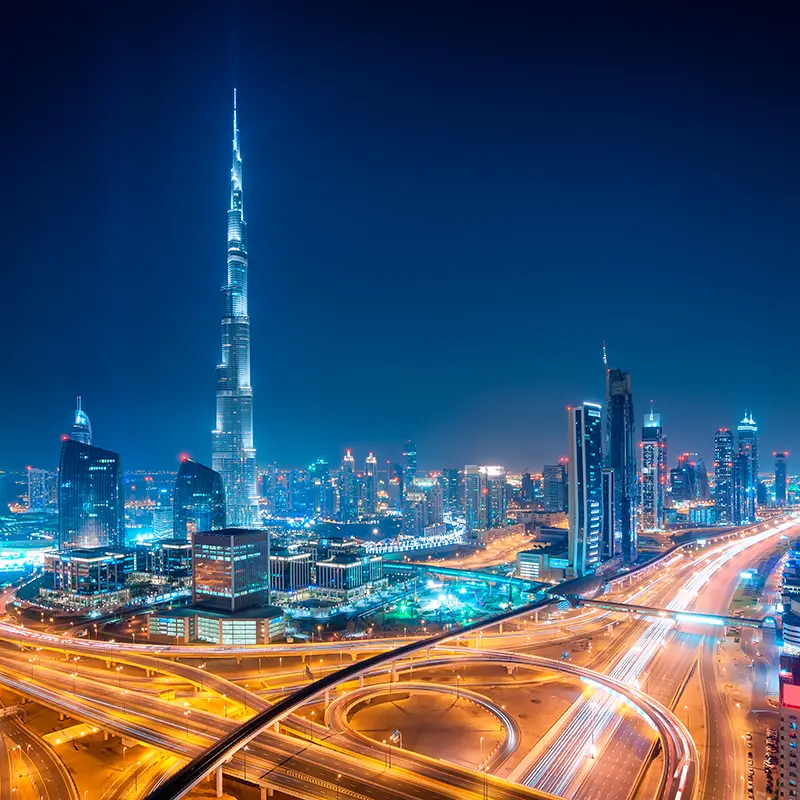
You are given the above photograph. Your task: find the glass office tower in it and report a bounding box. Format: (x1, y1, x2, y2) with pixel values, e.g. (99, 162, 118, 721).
(58, 439, 124, 551)
(568, 403, 603, 576)
(173, 458, 226, 541)
(192, 528, 270, 612)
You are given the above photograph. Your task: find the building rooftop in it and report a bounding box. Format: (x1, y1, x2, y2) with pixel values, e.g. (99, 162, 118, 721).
(150, 604, 283, 620)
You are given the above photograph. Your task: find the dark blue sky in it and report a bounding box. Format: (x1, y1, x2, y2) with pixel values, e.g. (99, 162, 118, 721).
(3, 2, 800, 472)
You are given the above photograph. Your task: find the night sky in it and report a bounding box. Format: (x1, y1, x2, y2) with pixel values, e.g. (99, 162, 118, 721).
(4, 2, 800, 473)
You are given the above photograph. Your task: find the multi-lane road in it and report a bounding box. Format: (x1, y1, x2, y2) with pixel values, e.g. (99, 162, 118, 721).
(0, 515, 792, 800)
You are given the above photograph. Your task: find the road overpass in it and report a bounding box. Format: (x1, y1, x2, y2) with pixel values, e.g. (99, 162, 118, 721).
(564, 596, 776, 629)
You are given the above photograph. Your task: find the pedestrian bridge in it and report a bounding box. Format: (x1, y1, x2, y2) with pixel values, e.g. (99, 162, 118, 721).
(562, 596, 777, 629)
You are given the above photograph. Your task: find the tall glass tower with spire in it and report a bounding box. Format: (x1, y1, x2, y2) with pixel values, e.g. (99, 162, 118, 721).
(212, 90, 259, 527)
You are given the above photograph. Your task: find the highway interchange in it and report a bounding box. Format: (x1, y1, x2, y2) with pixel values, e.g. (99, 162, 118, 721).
(0, 515, 793, 800)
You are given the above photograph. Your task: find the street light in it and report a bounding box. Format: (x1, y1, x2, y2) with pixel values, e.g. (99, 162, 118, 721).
(336, 773, 342, 800)
(243, 745, 249, 780)
(456, 674, 461, 700)
(184, 709, 191, 739)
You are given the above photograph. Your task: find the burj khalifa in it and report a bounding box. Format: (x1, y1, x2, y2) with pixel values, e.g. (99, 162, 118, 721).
(212, 90, 259, 527)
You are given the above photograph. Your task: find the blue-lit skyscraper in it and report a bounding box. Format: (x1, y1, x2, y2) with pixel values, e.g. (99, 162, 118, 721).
(605, 369, 637, 562)
(776, 452, 788, 506)
(567, 403, 603, 576)
(737, 411, 758, 522)
(58, 438, 124, 551)
(714, 428, 735, 524)
(212, 90, 259, 528)
(71, 397, 92, 445)
(173, 458, 226, 541)
(640, 409, 665, 530)
(364, 452, 378, 514)
(402, 440, 417, 494)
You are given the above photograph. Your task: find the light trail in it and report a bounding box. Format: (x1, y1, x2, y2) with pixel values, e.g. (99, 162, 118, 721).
(522, 519, 794, 797)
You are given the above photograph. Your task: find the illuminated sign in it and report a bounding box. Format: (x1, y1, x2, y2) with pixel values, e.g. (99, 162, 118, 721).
(549, 557, 570, 568)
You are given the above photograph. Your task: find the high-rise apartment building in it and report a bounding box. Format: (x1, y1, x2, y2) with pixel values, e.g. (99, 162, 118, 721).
(58, 439, 124, 551)
(439, 468, 460, 513)
(364, 453, 378, 514)
(640, 410, 665, 530)
(192, 528, 270, 612)
(464, 466, 507, 533)
(70, 397, 92, 445)
(567, 403, 603, 576)
(714, 428, 735, 524)
(736, 412, 759, 523)
(776, 452, 789, 506)
(605, 368, 637, 563)
(173, 458, 226, 541)
(211, 91, 259, 528)
(339, 450, 357, 522)
(152, 488, 173, 539)
(543, 462, 568, 513)
(27, 467, 56, 510)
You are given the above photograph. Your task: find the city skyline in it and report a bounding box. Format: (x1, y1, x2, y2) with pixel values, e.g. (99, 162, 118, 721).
(4, 4, 800, 472)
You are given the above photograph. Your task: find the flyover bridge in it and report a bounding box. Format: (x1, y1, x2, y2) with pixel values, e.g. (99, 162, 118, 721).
(564, 596, 775, 629)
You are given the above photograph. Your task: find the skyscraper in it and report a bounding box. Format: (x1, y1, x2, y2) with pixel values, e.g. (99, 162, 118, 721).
(601, 467, 616, 558)
(364, 453, 378, 514)
(605, 368, 637, 563)
(714, 428, 735, 524)
(543, 463, 567, 513)
(58, 439, 124, 551)
(173, 458, 226, 541)
(464, 465, 507, 534)
(567, 403, 603, 576)
(152, 488, 173, 539)
(70, 397, 92, 445)
(402, 440, 417, 493)
(339, 450, 357, 521)
(212, 90, 259, 528)
(737, 412, 759, 522)
(27, 467, 54, 510)
(776, 452, 789, 506)
(640, 409, 665, 530)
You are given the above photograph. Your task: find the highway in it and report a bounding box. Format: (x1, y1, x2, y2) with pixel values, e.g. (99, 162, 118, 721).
(0, 716, 78, 800)
(518, 518, 796, 799)
(0, 514, 790, 800)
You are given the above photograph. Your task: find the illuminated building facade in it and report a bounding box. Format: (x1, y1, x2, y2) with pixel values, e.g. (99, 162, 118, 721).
(605, 368, 637, 562)
(212, 90, 259, 528)
(70, 396, 92, 444)
(402, 440, 417, 494)
(364, 452, 378, 514)
(640, 409, 665, 530)
(192, 528, 270, 612)
(58, 439, 124, 551)
(27, 467, 56, 510)
(714, 428, 735, 524)
(567, 403, 603, 576)
(173, 458, 226, 540)
(776, 452, 789, 506)
(152, 488, 172, 539)
(464, 465, 507, 534)
(601, 467, 616, 558)
(339, 449, 357, 521)
(737, 411, 759, 522)
(543, 462, 568, 513)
